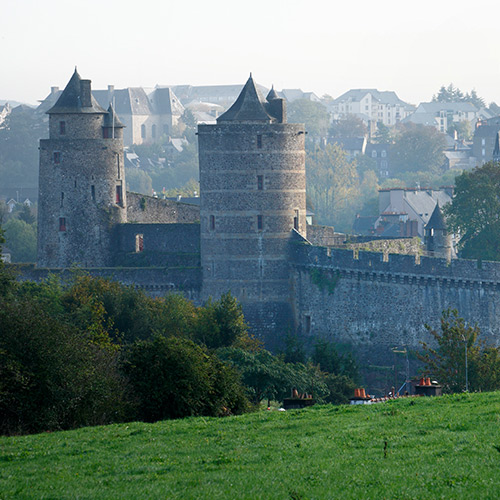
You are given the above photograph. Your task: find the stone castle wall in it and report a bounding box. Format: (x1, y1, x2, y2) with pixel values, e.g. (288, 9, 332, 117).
(126, 192, 199, 223)
(16, 264, 202, 302)
(290, 242, 500, 363)
(112, 222, 200, 267)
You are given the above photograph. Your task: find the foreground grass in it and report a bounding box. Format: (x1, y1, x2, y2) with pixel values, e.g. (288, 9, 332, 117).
(1, 393, 499, 499)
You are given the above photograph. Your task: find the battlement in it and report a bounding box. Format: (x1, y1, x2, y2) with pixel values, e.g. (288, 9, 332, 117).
(291, 243, 500, 289)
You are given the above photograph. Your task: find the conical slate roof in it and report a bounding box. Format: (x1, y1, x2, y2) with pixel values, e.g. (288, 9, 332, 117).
(103, 104, 125, 128)
(426, 203, 447, 231)
(493, 131, 500, 162)
(48, 69, 106, 114)
(217, 75, 272, 123)
(266, 85, 280, 101)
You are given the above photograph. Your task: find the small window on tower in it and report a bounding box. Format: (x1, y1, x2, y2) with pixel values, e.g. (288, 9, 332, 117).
(91, 185, 95, 201)
(116, 185, 123, 205)
(59, 121, 66, 135)
(135, 234, 144, 252)
(60, 192, 64, 208)
(257, 135, 262, 149)
(53, 151, 61, 164)
(294, 209, 299, 230)
(59, 217, 66, 231)
(305, 315, 311, 334)
(210, 215, 215, 231)
(141, 124, 146, 139)
(257, 215, 263, 230)
(257, 175, 263, 190)
(103, 127, 111, 139)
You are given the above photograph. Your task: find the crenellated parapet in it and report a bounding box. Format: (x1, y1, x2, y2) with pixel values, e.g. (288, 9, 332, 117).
(291, 243, 500, 291)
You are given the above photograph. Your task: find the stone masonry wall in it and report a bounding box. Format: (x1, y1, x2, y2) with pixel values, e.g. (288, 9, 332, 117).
(290, 243, 500, 364)
(126, 192, 200, 223)
(15, 264, 202, 302)
(112, 222, 200, 267)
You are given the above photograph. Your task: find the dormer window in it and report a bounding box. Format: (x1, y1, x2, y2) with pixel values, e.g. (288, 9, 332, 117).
(59, 121, 66, 135)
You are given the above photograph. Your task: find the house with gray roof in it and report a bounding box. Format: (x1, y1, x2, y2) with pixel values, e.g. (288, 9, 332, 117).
(328, 89, 414, 127)
(376, 187, 452, 238)
(405, 101, 489, 134)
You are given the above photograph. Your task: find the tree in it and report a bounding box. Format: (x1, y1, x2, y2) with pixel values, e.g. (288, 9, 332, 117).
(432, 84, 485, 108)
(287, 99, 330, 141)
(432, 84, 464, 103)
(447, 120, 473, 141)
(329, 115, 367, 139)
(417, 309, 500, 393)
(3, 218, 37, 262)
(444, 161, 500, 260)
(194, 292, 248, 349)
(18, 204, 36, 225)
(390, 123, 446, 175)
(122, 335, 248, 421)
(306, 143, 360, 231)
(0, 293, 129, 434)
(0, 106, 45, 189)
(125, 168, 153, 195)
(372, 123, 393, 144)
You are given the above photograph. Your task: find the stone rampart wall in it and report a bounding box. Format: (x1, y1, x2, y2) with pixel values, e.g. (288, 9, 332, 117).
(126, 192, 200, 224)
(112, 223, 200, 267)
(290, 243, 500, 364)
(14, 264, 202, 302)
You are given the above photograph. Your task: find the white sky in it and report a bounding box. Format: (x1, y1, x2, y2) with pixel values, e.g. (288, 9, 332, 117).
(2, 0, 500, 106)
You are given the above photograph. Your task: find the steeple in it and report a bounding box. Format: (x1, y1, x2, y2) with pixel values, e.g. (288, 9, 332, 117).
(217, 75, 272, 123)
(48, 69, 106, 114)
(493, 131, 500, 163)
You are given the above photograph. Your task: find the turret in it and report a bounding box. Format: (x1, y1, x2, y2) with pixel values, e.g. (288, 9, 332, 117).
(424, 203, 453, 261)
(37, 70, 127, 268)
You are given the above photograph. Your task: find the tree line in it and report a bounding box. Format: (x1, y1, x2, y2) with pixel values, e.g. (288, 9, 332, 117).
(0, 232, 359, 435)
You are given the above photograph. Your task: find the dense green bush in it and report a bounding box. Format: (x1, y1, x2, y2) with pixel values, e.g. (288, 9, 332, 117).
(0, 298, 129, 435)
(122, 336, 248, 420)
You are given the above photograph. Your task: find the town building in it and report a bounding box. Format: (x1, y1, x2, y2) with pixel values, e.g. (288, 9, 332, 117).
(472, 116, 500, 164)
(328, 89, 414, 127)
(405, 102, 491, 134)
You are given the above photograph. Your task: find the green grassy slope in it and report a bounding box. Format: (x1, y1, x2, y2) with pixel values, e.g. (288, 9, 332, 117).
(1, 393, 499, 499)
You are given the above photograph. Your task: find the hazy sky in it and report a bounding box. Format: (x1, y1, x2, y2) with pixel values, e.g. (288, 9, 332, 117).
(2, 0, 500, 106)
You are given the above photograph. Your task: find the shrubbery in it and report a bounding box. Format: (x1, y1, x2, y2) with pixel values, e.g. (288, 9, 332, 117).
(0, 241, 359, 434)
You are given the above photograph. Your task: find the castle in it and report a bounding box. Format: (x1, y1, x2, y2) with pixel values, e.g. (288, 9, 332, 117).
(34, 70, 500, 362)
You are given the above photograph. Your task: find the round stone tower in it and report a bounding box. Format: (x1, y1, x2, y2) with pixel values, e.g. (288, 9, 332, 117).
(37, 70, 127, 268)
(198, 76, 306, 341)
(424, 203, 453, 261)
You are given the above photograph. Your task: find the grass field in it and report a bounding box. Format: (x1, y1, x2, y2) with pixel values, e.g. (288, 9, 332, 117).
(1, 392, 499, 499)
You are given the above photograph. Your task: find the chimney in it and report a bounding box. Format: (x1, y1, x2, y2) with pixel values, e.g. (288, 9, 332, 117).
(51, 86, 59, 95)
(108, 85, 115, 93)
(80, 80, 92, 107)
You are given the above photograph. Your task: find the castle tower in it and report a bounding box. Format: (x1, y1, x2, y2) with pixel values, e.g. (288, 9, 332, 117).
(424, 203, 453, 260)
(37, 70, 127, 268)
(198, 76, 306, 341)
